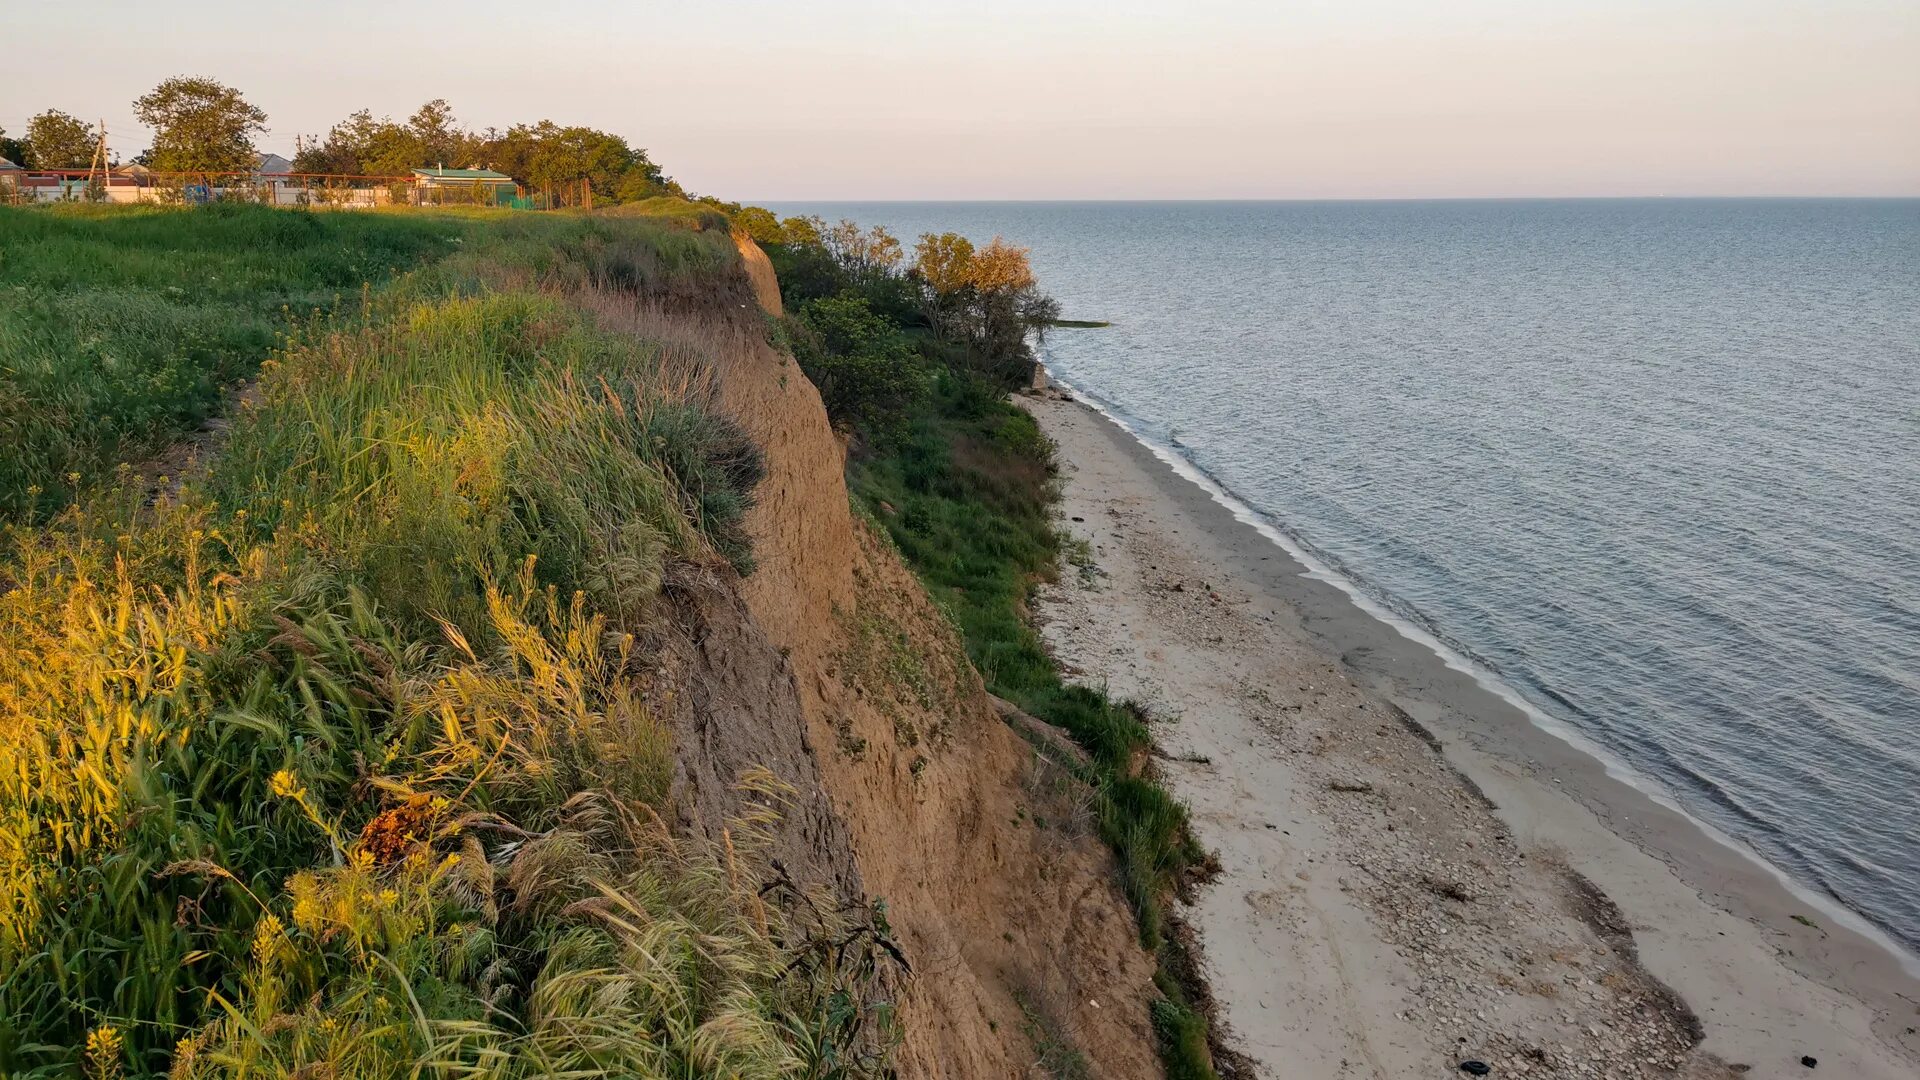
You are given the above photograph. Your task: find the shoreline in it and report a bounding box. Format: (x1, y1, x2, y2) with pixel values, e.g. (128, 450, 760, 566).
(1055, 376, 1920, 978)
(1022, 386, 1920, 1078)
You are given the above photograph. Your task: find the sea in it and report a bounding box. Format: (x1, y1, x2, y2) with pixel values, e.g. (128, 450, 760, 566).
(769, 199, 1920, 958)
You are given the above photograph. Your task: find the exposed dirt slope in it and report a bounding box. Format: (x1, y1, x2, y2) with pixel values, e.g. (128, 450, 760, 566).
(592, 242, 1166, 1077)
(733, 232, 785, 317)
(649, 563, 864, 906)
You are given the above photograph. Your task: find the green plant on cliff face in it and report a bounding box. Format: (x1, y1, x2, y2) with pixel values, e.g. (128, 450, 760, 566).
(788, 293, 930, 444)
(0, 209, 896, 1079)
(845, 372, 1217, 1080)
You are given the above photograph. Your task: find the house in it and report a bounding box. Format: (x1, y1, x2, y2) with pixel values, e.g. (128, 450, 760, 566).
(254, 152, 297, 203)
(411, 166, 516, 204)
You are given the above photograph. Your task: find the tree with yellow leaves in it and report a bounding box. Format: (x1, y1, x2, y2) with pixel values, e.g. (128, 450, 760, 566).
(911, 232, 1059, 382)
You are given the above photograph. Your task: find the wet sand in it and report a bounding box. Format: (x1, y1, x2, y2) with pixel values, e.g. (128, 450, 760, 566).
(1023, 389, 1920, 1079)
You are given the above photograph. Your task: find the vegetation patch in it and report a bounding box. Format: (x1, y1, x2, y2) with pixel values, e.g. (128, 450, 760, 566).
(1015, 989, 1092, 1080)
(0, 202, 469, 518)
(0, 208, 897, 1079)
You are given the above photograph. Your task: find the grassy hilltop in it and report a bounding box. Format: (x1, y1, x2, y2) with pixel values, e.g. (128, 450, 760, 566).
(0, 203, 896, 1078)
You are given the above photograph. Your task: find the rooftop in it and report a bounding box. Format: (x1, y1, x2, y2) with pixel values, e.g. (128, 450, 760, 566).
(412, 167, 512, 180)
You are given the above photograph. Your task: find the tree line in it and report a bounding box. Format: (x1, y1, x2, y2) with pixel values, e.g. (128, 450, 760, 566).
(2, 76, 680, 201)
(743, 210, 1060, 441)
(290, 99, 676, 199)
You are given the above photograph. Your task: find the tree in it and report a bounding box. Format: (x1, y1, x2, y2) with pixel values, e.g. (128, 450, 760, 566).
(791, 294, 928, 441)
(911, 233, 1057, 383)
(294, 105, 451, 176)
(822, 220, 903, 281)
(407, 99, 466, 167)
(474, 121, 670, 203)
(133, 76, 266, 173)
(288, 106, 673, 200)
(25, 110, 97, 169)
(912, 232, 975, 297)
(0, 127, 29, 168)
(293, 109, 378, 174)
(781, 215, 824, 247)
(731, 206, 787, 245)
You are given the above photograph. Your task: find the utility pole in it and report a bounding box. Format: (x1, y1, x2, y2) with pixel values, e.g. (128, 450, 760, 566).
(86, 120, 106, 197)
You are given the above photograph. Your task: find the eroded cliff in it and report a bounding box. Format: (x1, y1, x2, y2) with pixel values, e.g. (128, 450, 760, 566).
(599, 237, 1166, 1076)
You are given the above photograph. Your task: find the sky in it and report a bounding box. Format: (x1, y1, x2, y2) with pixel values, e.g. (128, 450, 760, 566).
(5, 0, 1917, 199)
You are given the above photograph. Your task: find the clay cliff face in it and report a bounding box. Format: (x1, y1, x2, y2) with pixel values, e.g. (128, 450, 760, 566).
(732, 232, 785, 317)
(594, 237, 1163, 1077)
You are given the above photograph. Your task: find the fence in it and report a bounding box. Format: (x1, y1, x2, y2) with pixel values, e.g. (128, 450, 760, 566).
(0, 170, 542, 209)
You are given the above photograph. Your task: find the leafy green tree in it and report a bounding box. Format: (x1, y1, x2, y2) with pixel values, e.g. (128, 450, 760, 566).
(479, 121, 669, 202)
(290, 107, 672, 199)
(782, 216, 824, 247)
(360, 120, 429, 176)
(407, 98, 467, 166)
(293, 109, 409, 175)
(132, 76, 266, 173)
(823, 220, 904, 281)
(791, 293, 929, 441)
(731, 206, 786, 245)
(294, 109, 373, 173)
(0, 127, 30, 167)
(24, 110, 97, 169)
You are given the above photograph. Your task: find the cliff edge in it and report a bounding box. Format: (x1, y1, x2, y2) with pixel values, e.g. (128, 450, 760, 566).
(591, 238, 1166, 1076)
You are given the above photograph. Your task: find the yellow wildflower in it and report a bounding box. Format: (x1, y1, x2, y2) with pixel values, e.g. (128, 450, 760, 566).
(251, 913, 286, 968)
(170, 1035, 200, 1080)
(289, 874, 323, 933)
(84, 1024, 124, 1080)
(269, 769, 305, 800)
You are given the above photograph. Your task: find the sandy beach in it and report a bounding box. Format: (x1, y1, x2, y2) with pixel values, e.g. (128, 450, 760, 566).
(1023, 389, 1920, 1080)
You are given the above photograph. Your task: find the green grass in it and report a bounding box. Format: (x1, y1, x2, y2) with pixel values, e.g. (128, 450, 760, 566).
(0, 203, 478, 519)
(601, 195, 733, 233)
(849, 370, 1219, 1078)
(0, 208, 894, 1079)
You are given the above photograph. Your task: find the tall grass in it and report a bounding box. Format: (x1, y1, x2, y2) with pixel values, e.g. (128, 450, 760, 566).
(0, 203, 473, 518)
(0, 210, 894, 1078)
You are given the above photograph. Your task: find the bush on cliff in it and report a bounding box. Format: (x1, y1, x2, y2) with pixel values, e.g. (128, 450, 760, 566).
(788, 293, 930, 443)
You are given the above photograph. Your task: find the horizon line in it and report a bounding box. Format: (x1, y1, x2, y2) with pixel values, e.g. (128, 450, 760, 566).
(751, 193, 1920, 204)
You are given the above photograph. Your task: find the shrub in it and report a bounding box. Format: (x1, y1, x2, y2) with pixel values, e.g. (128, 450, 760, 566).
(790, 293, 930, 443)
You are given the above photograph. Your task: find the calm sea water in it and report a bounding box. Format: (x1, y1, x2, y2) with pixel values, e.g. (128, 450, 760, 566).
(772, 199, 1920, 955)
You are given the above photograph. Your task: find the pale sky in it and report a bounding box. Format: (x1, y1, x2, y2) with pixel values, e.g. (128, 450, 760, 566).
(5, 0, 1917, 199)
